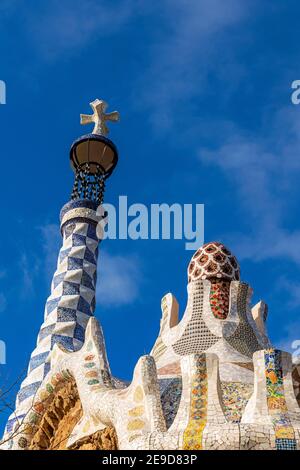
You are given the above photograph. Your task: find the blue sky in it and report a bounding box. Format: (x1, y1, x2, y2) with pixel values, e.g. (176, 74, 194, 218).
(0, 0, 300, 433)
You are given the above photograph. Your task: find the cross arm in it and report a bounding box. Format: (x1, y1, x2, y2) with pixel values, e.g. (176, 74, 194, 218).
(80, 114, 94, 125)
(104, 111, 120, 122)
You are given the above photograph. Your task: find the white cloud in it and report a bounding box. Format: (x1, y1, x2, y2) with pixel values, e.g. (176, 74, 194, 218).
(276, 321, 300, 357)
(19, 253, 40, 298)
(137, 0, 252, 132)
(39, 224, 61, 285)
(96, 250, 141, 308)
(40, 225, 143, 308)
(24, 0, 137, 60)
(16, 224, 60, 300)
(276, 277, 300, 309)
(18, 224, 142, 309)
(198, 106, 300, 265)
(40, 223, 143, 308)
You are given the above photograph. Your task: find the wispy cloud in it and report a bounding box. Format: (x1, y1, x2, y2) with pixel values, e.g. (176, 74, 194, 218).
(23, 0, 138, 60)
(96, 250, 142, 308)
(271, 277, 300, 349)
(16, 224, 60, 300)
(276, 321, 300, 358)
(39, 224, 61, 285)
(19, 253, 41, 299)
(137, 0, 252, 132)
(198, 106, 300, 265)
(276, 277, 300, 309)
(18, 223, 142, 309)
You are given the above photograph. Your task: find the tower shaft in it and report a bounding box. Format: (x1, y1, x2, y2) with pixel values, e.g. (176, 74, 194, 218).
(5, 200, 101, 437)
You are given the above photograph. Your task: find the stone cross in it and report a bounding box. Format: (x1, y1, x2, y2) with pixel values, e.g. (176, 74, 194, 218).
(80, 99, 120, 136)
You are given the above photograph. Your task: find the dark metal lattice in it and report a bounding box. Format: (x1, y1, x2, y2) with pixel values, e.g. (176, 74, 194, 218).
(71, 163, 106, 204)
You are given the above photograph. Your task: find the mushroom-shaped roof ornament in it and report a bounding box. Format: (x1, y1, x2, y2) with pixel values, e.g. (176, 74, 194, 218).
(188, 241, 240, 282)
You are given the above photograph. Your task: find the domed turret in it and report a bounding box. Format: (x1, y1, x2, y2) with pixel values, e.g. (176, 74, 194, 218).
(188, 241, 240, 282)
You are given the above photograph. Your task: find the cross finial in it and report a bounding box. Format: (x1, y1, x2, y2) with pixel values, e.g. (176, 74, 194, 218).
(80, 99, 120, 136)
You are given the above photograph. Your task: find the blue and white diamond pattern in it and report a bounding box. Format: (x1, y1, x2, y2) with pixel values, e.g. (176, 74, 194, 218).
(4, 200, 100, 437)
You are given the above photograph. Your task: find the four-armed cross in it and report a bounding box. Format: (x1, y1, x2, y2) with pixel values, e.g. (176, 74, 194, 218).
(80, 99, 120, 136)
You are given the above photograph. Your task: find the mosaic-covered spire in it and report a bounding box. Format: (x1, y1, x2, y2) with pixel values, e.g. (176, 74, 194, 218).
(4, 200, 101, 438)
(3, 99, 119, 445)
